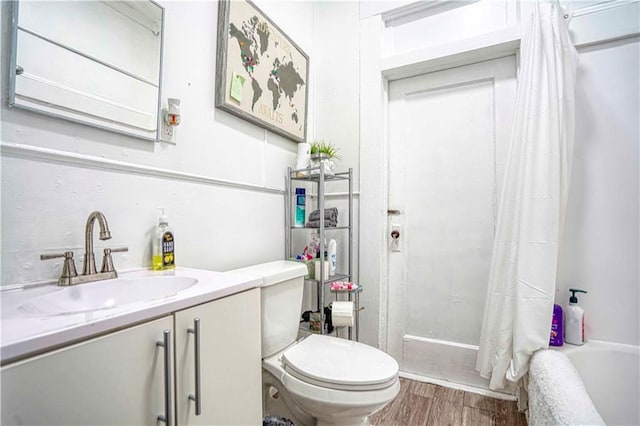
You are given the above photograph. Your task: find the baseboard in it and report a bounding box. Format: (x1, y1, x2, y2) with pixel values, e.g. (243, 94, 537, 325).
(399, 371, 516, 401)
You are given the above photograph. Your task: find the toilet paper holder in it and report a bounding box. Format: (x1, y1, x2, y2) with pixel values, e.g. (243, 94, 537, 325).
(328, 282, 363, 340)
(329, 301, 365, 331)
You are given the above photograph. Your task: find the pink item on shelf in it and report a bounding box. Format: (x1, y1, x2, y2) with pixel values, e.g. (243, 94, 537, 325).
(331, 281, 355, 291)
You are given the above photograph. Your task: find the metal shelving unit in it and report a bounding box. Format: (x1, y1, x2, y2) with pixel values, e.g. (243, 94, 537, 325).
(285, 165, 360, 340)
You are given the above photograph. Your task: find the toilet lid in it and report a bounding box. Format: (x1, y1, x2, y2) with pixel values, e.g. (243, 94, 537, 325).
(282, 334, 399, 391)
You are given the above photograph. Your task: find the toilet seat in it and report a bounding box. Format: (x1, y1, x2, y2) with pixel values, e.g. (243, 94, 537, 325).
(281, 334, 398, 391)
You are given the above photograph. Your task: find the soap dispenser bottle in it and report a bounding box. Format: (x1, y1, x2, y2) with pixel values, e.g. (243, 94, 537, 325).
(565, 288, 587, 345)
(152, 208, 175, 271)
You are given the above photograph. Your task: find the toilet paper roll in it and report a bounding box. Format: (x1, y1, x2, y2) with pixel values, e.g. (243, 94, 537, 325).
(332, 301, 354, 327)
(314, 260, 329, 280)
(302, 279, 316, 312)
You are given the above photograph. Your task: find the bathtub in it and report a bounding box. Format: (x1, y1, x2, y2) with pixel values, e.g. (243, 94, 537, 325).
(529, 340, 640, 425)
(558, 340, 639, 426)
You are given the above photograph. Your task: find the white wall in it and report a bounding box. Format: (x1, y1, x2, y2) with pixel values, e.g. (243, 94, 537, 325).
(1, 1, 316, 286)
(314, 1, 360, 190)
(557, 36, 640, 346)
(311, 1, 361, 323)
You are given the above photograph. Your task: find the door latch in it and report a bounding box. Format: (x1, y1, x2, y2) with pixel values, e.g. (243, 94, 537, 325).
(390, 224, 401, 252)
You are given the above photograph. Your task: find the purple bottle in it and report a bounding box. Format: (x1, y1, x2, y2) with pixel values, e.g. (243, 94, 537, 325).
(549, 304, 564, 346)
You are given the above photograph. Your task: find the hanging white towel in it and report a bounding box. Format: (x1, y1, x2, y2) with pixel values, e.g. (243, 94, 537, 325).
(476, 1, 578, 390)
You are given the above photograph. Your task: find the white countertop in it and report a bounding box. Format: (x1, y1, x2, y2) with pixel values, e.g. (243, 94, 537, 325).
(1, 267, 261, 364)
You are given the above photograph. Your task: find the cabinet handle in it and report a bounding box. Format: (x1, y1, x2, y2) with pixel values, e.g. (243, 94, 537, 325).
(157, 329, 173, 426)
(188, 318, 202, 416)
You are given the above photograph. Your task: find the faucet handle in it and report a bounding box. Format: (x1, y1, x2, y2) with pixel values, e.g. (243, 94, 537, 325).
(101, 247, 128, 274)
(108, 247, 129, 254)
(40, 251, 72, 261)
(40, 251, 78, 285)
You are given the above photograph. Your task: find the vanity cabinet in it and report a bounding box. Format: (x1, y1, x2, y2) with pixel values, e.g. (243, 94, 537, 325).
(1, 288, 261, 426)
(1, 315, 172, 425)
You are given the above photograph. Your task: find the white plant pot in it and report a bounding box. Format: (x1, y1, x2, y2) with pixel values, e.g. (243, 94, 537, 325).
(310, 154, 335, 176)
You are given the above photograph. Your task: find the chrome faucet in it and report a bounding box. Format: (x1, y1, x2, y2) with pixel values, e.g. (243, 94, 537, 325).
(40, 211, 128, 286)
(83, 211, 112, 275)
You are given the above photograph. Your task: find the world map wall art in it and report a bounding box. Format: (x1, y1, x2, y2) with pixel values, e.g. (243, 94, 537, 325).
(215, 0, 309, 142)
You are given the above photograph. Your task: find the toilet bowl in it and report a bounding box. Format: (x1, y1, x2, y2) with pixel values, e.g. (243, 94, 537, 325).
(229, 261, 400, 426)
(263, 334, 400, 426)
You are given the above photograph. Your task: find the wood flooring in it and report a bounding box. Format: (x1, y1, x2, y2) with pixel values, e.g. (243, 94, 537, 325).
(369, 378, 527, 426)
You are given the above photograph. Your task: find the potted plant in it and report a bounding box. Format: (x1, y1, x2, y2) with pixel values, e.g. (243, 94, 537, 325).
(310, 140, 340, 175)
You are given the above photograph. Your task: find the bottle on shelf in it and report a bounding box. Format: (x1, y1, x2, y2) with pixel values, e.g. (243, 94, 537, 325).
(295, 188, 306, 227)
(328, 239, 337, 276)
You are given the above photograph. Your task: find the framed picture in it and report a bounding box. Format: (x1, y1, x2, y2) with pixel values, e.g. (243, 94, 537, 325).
(215, 0, 309, 143)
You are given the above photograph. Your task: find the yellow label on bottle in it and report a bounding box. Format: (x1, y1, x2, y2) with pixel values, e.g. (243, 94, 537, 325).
(161, 232, 175, 269)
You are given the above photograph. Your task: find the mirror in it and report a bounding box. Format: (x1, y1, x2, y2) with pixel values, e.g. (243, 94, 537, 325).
(9, 0, 164, 141)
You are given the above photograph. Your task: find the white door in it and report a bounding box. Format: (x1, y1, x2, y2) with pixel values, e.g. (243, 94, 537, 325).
(387, 56, 516, 389)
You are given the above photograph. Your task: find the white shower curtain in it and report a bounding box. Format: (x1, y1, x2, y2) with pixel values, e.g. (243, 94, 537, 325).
(476, 1, 578, 390)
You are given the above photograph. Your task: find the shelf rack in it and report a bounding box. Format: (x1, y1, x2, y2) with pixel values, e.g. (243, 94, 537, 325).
(285, 165, 359, 340)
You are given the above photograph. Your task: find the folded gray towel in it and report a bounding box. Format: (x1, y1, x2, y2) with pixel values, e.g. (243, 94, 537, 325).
(306, 219, 337, 228)
(308, 207, 338, 223)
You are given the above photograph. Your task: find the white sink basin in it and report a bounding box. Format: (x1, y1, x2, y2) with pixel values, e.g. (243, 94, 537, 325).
(17, 276, 198, 315)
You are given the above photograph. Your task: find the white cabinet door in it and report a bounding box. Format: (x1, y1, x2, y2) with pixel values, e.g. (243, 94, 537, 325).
(1, 316, 174, 426)
(175, 288, 262, 425)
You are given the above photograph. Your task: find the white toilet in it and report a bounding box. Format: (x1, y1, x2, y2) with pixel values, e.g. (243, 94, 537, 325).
(231, 260, 400, 426)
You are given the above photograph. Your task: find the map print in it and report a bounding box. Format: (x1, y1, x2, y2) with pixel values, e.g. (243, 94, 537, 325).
(221, 1, 308, 142)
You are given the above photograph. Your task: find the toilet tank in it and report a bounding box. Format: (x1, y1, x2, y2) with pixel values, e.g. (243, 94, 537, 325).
(228, 260, 307, 358)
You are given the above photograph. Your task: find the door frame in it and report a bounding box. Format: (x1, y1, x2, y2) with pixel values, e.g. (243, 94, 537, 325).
(358, 12, 522, 350)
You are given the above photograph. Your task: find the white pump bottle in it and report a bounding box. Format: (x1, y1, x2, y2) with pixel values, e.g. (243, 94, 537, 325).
(564, 288, 587, 345)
